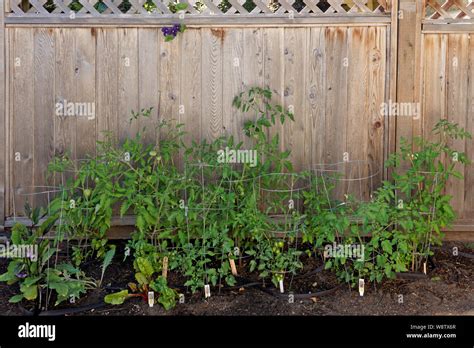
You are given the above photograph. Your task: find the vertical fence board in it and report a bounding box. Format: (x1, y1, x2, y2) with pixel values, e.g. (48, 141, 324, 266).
(0, 1, 5, 224)
(201, 28, 223, 143)
(11, 28, 34, 214)
(263, 28, 284, 156)
(422, 34, 447, 143)
(223, 28, 244, 145)
(159, 31, 181, 132)
(33, 28, 55, 208)
(138, 28, 160, 146)
(75, 28, 97, 160)
(367, 26, 386, 188)
(396, 0, 418, 156)
(180, 28, 202, 150)
(283, 27, 307, 172)
(307, 27, 326, 169)
(54, 28, 76, 188)
(96, 28, 119, 141)
(242, 28, 263, 149)
(347, 27, 370, 197)
(465, 35, 474, 219)
(324, 27, 348, 165)
(446, 34, 468, 218)
(118, 28, 139, 142)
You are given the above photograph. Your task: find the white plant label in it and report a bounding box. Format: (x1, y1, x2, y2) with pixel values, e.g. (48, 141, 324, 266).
(358, 279, 364, 297)
(148, 291, 154, 307)
(204, 284, 211, 298)
(279, 279, 284, 293)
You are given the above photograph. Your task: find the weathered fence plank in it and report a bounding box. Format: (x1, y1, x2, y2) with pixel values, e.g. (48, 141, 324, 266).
(138, 28, 160, 145)
(283, 27, 307, 172)
(96, 28, 119, 142)
(222, 27, 244, 145)
(307, 27, 326, 167)
(446, 34, 468, 218)
(201, 28, 224, 142)
(75, 28, 97, 159)
(180, 28, 202, 153)
(11, 28, 34, 214)
(118, 28, 139, 141)
(33, 27, 54, 208)
(0, 0, 5, 226)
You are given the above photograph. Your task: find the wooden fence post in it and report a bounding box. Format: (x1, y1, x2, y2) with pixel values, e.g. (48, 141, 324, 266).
(396, 0, 423, 152)
(0, 0, 5, 229)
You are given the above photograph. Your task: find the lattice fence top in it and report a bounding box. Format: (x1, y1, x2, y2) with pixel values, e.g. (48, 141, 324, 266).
(425, 0, 474, 20)
(7, 0, 390, 17)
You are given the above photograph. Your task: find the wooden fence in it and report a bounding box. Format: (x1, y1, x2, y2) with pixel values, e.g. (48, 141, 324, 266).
(0, 0, 473, 239)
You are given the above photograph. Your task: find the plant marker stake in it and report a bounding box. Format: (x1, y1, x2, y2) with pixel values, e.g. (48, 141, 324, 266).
(148, 291, 154, 307)
(204, 284, 211, 298)
(358, 279, 364, 297)
(229, 258, 238, 276)
(162, 256, 169, 279)
(423, 262, 427, 275)
(279, 279, 284, 293)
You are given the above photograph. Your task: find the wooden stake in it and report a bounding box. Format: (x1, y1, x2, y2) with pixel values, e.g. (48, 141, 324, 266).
(229, 258, 238, 276)
(162, 256, 168, 279)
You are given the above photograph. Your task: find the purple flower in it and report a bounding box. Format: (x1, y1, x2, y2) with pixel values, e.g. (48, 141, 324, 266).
(162, 24, 182, 38)
(16, 271, 27, 279)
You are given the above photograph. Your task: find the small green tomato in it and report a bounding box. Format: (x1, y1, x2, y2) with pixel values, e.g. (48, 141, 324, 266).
(84, 189, 92, 198)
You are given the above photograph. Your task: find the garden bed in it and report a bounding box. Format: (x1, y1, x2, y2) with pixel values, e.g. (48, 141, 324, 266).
(1, 241, 471, 316)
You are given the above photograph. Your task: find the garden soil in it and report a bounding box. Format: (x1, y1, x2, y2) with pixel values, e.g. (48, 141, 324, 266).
(1, 242, 472, 316)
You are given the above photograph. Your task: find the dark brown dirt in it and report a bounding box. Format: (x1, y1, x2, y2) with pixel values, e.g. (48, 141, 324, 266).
(0, 242, 472, 316)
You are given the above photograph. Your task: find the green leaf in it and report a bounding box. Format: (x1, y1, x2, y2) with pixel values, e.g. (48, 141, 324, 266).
(104, 290, 129, 305)
(11, 224, 24, 245)
(136, 257, 154, 278)
(48, 282, 69, 297)
(381, 240, 392, 254)
(175, 3, 188, 10)
(20, 284, 38, 301)
(135, 272, 148, 286)
(9, 294, 24, 303)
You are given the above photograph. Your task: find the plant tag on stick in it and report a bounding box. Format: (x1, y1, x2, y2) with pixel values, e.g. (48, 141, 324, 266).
(423, 262, 427, 275)
(148, 291, 154, 307)
(279, 279, 284, 293)
(204, 284, 211, 298)
(162, 256, 169, 279)
(358, 279, 364, 297)
(229, 258, 237, 276)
